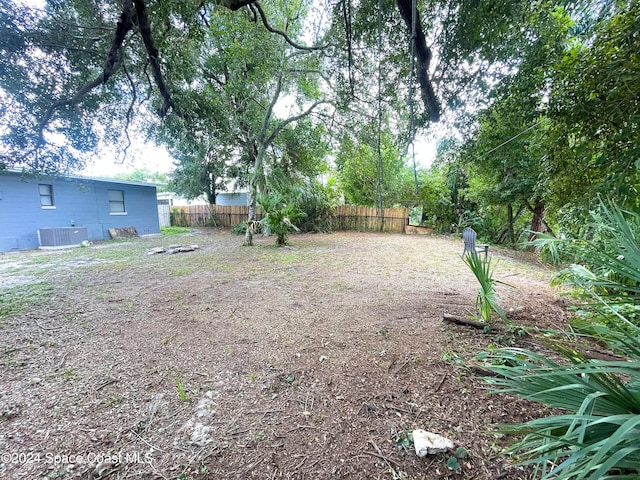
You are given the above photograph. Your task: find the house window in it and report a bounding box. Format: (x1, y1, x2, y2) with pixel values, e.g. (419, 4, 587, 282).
(39, 184, 55, 208)
(108, 189, 126, 214)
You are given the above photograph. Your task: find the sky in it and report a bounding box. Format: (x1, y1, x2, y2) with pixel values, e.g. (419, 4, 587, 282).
(81, 142, 175, 178)
(81, 132, 438, 178)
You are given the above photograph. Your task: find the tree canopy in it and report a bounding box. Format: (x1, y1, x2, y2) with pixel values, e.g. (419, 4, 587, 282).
(460, 1, 640, 239)
(0, 0, 541, 170)
(1, 0, 637, 241)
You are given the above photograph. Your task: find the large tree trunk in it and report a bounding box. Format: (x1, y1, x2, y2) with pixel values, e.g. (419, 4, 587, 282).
(244, 143, 266, 246)
(396, 0, 441, 122)
(526, 197, 547, 241)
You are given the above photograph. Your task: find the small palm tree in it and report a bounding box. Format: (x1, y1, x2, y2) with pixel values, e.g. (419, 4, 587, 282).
(462, 251, 510, 324)
(257, 192, 304, 246)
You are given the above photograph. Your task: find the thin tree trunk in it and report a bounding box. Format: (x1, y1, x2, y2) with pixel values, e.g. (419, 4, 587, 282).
(507, 203, 515, 246)
(496, 204, 525, 245)
(244, 143, 265, 246)
(244, 187, 256, 246)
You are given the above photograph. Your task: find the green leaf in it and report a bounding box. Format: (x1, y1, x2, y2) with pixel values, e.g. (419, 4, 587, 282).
(446, 455, 461, 470)
(455, 446, 468, 459)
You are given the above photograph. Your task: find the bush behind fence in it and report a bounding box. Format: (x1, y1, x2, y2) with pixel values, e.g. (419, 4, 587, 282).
(166, 205, 409, 233)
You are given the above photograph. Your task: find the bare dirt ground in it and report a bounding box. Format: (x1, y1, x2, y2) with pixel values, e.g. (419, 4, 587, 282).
(0, 230, 571, 480)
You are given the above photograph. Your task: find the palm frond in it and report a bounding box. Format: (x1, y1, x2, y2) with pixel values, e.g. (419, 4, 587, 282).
(484, 201, 640, 479)
(486, 346, 640, 479)
(462, 251, 510, 324)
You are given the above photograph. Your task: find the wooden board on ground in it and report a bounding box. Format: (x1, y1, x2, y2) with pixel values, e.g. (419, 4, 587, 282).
(108, 226, 139, 239)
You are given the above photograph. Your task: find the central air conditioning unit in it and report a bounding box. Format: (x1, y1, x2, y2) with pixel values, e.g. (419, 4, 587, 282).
(38, 227, 88, 247)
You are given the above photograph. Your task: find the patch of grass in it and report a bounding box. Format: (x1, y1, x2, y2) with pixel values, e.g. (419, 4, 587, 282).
(170, 268, 193, 276)
(377, 327, 390, 339)
(328, 281, 353, 291)
(62, 368, 75, 382)
(161, 226, 191, 236)
(273, 253, 300, 263)
(175, 378, 189, 402)
(103, 397, 123, 407)
(0, 282, 55, 318)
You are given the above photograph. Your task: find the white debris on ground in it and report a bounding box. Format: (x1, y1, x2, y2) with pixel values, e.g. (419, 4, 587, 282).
(413, 429, 454, 457)
(178, 390, 218, 447)
(145, 245, 200, 255)
(0, 275, 36, 289)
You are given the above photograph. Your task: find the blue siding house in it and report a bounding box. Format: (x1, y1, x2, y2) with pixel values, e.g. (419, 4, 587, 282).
(0, 170, 160, 252)
(216, 191, 249, 206)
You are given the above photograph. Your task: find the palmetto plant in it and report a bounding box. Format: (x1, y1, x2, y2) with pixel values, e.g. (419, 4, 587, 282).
(485, 202, 640, 479)
(462, 251, 510, 324)
(257, 192, 304, 246)
(554, 204, 640, 305)
(487, 341, 640, 479)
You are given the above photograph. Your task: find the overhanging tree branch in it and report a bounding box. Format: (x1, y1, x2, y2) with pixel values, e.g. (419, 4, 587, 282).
(250, 1, 326, 52)
(33, 0, 328, 159)
(35, 0, 135, 149)
(218, 0, 256, 11)
(266, 100, 331, 146)
(121, 65, 137, 160)
(396, 0, 441, 122)
(133, 0, 174, 116)
(35, 0, 176, 152)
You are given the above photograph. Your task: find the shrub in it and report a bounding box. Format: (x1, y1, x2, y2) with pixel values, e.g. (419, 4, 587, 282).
(484, 201, 640, 479)
(232, 221, 263, 236)
(462, 251, 510, 325)
(170, 207, 187, 227)
(257, 192, 305, 246)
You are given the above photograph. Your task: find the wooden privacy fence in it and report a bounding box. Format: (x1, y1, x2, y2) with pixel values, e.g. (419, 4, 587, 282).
(167, 204, 409, 233)
(168, 205, 263, 228)
(330, 205, 408, 233)
(158, 204, 170, 227)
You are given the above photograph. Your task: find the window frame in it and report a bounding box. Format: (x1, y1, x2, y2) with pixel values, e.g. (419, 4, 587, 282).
(108, 189, 127, 215)
(39, 184, 55, 209)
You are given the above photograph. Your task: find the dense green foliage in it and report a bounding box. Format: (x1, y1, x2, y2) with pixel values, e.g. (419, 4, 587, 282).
(457, 2, 640, 241)
(484, 203, 640, 478)
(112, 168, 169, 188)
(266, 169, 337, 234)
(0, 0, 637, 242)
(257, 191, 304, 246)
